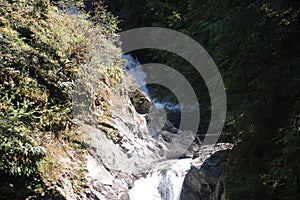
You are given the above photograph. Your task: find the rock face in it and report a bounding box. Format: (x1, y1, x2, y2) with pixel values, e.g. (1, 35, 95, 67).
(79, 75, 198, 199)
(180, 150, 230, 200)
(72, 57, 196, 199)
(0, 2, 232, 199)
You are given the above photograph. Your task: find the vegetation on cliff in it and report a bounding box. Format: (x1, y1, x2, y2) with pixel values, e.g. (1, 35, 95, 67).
(1, 0, 299, 199)
(0, 0, 121, 199)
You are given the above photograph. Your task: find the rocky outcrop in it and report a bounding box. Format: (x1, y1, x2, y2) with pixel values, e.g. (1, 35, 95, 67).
(71, 53, 197, 199)
(0, 2, 232, 199)
(180, 149, 231, 200)
(129, 89, 152, 114)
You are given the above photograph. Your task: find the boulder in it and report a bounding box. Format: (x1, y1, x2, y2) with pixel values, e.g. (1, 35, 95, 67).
(180, 150, 230, 200)
(129, 89, 152, 114)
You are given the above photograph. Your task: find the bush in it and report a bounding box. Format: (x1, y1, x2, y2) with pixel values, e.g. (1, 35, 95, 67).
(0, 0, 122, 198)
(0, 133, 46, 177)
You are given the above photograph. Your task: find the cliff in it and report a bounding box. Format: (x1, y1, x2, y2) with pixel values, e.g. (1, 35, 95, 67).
(0, 1, 238, 200)
(0, 1, 171, 199)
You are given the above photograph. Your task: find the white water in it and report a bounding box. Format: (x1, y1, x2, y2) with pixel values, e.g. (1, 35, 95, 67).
(122, 54, 150, 95)
(128, 143, 233, 200)
(129, 158, 192, 200)
(123, 55, 189, 199)
(122, 55, 232, 200)
(122, 54, 181, 112)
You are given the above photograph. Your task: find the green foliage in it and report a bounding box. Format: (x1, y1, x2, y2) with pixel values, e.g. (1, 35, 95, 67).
(0, 133, 46, 177)
(268, 116, 300, 200)
(0, 0, 122, 198)
(91, 1, 119, 37)
(106, 0, 300, 198)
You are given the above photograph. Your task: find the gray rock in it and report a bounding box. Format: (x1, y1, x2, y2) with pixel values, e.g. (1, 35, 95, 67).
(76, 68, 175, 199)
(162, 120, 178, 133)
(180, 150, 230, 200)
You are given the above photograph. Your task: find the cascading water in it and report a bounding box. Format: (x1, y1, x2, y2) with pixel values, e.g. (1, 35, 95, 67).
(122, 55, 232, 200)
(122, 54, 181, 125)
(122, 54, 150, 95)
(123, 54, 188, 199)
(122, 54, 181, 109)
(129, 158, 192, 200)
(128, 144, 232, 200)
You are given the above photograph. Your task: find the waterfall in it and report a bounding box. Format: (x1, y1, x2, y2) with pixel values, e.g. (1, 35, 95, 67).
(122, 54, 181, 111)
(123, 55, 189, 200)
(129, 158, 192, 200)
(122, 54, 150, 95)
(122, 55, 232, 200)
(128, 144, 233, 200)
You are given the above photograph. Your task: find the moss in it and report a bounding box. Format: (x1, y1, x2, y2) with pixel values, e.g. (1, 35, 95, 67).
(0, 0, 122, 198)
(38, 132, 88, 197)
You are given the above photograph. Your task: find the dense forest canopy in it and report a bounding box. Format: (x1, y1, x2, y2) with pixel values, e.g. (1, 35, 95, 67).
(104, 0, 300, 199)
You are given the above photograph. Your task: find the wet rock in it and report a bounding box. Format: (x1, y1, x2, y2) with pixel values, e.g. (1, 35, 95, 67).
(179, 141, 201, 159)
(180, 150, 230, 200)
(162, 120, 178, 133)
(159, 131, 176, 143)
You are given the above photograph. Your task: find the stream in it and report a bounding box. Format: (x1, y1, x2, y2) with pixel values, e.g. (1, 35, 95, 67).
(129, 158, 192, 200)
(123, 55, 231, 200)
(123, 54, 181, 112)
(124, 54, 187, 200)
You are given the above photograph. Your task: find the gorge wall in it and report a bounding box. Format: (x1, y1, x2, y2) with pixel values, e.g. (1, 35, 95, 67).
(0, 1, 234, 200)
